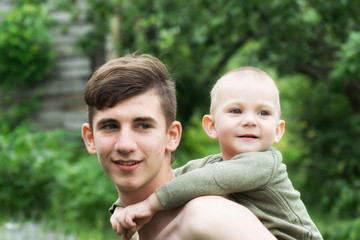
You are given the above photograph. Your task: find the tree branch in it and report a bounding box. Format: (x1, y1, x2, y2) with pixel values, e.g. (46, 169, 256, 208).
(204, 35, 251, 87)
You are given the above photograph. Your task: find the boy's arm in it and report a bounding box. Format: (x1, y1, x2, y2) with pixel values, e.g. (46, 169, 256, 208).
(158, 148, 281, 210)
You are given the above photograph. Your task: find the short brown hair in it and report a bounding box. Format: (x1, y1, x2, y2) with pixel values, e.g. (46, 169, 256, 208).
(84, 54, 177, 128)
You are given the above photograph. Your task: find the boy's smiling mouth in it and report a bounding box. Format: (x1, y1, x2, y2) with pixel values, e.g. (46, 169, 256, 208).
(118, 161, 139, 166)
(112, 159, 143, 167)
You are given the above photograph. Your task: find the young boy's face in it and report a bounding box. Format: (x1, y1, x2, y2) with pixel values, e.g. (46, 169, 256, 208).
(209, 73, 285, 160)
(82, 90, 180, 196)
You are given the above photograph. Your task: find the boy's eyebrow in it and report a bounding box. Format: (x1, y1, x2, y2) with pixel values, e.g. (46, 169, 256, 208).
(96, 118, 117, 128)
(133, 116, 157, 125)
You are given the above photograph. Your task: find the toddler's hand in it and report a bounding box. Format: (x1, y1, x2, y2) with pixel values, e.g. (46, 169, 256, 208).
(110, 193, 164, 239)
(110, 206, 137, 239)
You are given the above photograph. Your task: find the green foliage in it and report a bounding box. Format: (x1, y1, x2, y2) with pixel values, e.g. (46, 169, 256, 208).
(282, 77, 360, 218)
(76, 0, 118, 61)
(0, 89, 116, 237)
(0, 124, 70, 215)
(49, 154, 116, 226)
(0, 94, 39, 133)
(276, 75, 360, 238)
(0, 122, 116, 229)
(0, 3, 55, 90)
(115, 0, 259, 124)
(317, 215, 360, 240)
(13, 0, 49, 5)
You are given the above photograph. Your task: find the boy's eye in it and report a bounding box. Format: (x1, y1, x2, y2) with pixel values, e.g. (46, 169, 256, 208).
(230, 109, 242, 114)
(258, 110, 270, 116)
(104, 123, 118, 130)
(138, 123, 151, 130)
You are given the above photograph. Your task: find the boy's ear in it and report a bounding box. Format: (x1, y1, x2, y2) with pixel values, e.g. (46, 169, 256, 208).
(166, 121, 182, 152)
(202, 115, 218, 139)
(82, 123, 97, 155)
(274, 120, 285, 143)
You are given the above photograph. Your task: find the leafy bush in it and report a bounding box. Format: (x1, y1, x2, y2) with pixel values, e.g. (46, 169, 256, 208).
(278, 75, 360, 239)
(0, 124, 75, 216)
(49, 154, 116, 228)
(0, 122, 116, 229)
(0, 94, 39, 133)
(317, 215, 360, 240)
(291, 80, 360, 218)
(0, 3, 55, 90)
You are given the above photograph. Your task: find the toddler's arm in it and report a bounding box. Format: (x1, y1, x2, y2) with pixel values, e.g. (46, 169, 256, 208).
(172, 153, 222, 177)
(157, 148, 281, 210)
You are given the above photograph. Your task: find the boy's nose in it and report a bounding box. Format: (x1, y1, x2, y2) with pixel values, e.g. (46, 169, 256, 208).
(115, 128, 137, 154)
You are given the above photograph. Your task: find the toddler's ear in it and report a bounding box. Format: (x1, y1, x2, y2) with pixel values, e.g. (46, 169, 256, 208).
(274, 120, 285, 143)
(202, 115, 218, 139)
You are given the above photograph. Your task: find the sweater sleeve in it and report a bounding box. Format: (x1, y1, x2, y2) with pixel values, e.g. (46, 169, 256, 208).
(172, 154, 222, 177)
(109, 197, 125, 214)
(157, 148, 280, 210)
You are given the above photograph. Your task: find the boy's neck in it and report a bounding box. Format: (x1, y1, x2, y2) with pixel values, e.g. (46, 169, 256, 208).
(119, 169, 175, 206)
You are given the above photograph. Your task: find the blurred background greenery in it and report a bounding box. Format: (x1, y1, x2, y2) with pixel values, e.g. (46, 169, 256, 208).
(1, 0, 359, 239)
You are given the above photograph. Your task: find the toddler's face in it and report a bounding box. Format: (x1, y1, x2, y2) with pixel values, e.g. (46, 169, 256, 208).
(210, 73, 284, 160)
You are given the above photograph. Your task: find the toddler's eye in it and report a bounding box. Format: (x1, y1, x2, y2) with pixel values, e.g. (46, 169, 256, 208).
(258, 111, 270, 116)
(231, 109, 241, 114)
